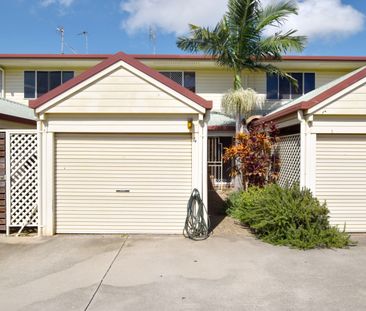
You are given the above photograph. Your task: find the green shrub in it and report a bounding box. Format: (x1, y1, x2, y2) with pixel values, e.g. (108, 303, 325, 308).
(226, 183, 353, 249)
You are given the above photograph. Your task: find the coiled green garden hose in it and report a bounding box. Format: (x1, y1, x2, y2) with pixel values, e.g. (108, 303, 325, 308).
(183, 188, 210, 240)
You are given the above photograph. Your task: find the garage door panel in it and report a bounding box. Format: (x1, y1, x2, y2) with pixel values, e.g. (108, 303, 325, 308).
(57, 170, 192, 175)
(56, 133, 192, 234)
(316, 134, 366, 232)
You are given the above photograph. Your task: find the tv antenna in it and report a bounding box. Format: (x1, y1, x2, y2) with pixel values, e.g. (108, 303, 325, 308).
(56, 26, 65, 54)
(149, 26, 156, 55)
(78, 31, 89, 54)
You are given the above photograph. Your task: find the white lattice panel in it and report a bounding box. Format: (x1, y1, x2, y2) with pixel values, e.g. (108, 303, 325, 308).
(7, 132, 38, 228)
(277, 134, 301, 187)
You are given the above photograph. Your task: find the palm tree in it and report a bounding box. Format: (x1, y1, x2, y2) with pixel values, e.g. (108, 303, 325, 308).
(177, 0, 307, 132)
(177, 0, 306, 189)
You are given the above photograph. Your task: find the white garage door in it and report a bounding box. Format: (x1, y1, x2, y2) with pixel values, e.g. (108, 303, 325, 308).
(316, 135, 366, 232)
(56, 133, 192, 234)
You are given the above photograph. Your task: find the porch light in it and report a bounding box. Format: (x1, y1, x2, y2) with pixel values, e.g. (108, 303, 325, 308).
(187, 119, 193, 130)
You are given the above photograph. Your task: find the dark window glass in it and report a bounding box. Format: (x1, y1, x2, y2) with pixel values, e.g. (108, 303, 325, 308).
(50, 71, 61, 90)
(304, 73, 315, 94)
(62, 71, 74, 83)
(279, 76, 291, 99)
(266, 73, 278, 99)
(290, 73, 303, 99)
(24, 70, 75, 98)
(24, 71, 36, 98)
(267, 72, 315, 100)
(169, 72, 183, 85)
(160, 71, 196, 92)
(160, 72, 170, 79)
(184, 72, 196, 92)
(37, 71, 49, 97)
(160, 71, 182, 84)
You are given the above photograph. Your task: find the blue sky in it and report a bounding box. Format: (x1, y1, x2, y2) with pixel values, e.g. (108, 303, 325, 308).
(1, 0, 365, 56)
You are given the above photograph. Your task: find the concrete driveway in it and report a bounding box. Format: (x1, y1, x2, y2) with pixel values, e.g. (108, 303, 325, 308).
(0, 233, 366, 311)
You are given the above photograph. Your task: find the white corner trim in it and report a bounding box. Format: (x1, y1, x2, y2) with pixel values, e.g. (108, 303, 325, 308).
(298, 111, 306, 189)
(5, 131, 10, 235)
(298, 110, 316, 193)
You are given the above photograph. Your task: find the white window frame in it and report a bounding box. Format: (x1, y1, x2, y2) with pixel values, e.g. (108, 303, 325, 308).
(24, 70, 74, 99)
(159, 71, 196, 92)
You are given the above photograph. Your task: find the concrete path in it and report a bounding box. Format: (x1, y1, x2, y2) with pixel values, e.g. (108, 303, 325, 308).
(0, 234, 365, 311)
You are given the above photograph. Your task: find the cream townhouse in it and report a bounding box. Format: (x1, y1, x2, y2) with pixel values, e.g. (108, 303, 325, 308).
(1, 52, 366, 234)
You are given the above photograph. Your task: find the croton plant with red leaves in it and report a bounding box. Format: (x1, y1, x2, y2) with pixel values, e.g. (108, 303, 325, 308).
(223, 122, 280, 190)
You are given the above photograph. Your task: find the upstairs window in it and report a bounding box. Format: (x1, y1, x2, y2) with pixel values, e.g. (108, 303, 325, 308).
(159, 71, 196, 93)
(267, 72, 315, 100)
(24, 71, 74, 99)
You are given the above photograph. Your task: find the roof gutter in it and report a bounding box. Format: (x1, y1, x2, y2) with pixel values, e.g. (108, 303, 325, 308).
(0, 113, 36, 125)
(1, 54, 366, 62)
(253, 100, 316, 126)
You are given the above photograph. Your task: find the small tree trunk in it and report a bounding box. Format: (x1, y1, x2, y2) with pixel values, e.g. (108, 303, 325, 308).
(233, 70, 243, 190)
(234, 72, 242, 91)
(233, 113, 243, 190)
(236, 113, 241, 133)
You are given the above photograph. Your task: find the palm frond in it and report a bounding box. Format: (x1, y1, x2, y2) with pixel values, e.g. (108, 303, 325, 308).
(251, 63, 299, 88)
(176, 24, 223, 55)
(176, 0, 307, 102)
(256, 0, 299, 31)
(226, 0, 258, 33)
(259, 30, 307, 55)
(226, 0, 259, 61)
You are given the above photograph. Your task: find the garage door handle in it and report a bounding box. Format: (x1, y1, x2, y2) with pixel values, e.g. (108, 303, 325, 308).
(116, 189, 130, 193)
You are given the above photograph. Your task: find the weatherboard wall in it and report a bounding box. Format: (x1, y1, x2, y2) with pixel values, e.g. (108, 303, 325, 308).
(314, 82, 366, 116)
(2, 65, 350, 111)
(47, 66, 199, 114)
(4, 68, 85, 105)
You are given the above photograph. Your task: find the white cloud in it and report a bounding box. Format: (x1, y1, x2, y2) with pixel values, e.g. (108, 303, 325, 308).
(40, 0, 55, 6)
(121, 0, 228, 35)
(40, 0, 75, 7)
(262, 0, 365, 40)
(59, 0, 74, 6)
(121, 0, 365, 40)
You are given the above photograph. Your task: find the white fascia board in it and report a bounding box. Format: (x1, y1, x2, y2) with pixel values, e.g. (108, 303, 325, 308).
(36, 60, 206, 115)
